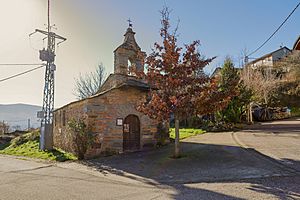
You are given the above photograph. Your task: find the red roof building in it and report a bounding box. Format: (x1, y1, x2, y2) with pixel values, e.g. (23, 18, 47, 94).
(293, 36, 300, 50)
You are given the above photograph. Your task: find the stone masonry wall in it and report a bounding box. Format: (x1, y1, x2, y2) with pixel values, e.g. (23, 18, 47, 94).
(53, 100, 88, 155)
(85, 87, 159, 158)
(53, 86, 164, 159)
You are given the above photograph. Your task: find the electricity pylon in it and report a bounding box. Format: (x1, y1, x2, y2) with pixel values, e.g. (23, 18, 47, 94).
(30, 0, 66, 150)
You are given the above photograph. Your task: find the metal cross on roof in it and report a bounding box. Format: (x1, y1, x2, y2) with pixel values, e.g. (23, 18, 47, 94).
(127, 18, 133, 28)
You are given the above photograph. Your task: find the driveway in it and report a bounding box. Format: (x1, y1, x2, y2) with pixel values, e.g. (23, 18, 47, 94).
(235, 118, 300, 172)
(1, 118, 300, 199)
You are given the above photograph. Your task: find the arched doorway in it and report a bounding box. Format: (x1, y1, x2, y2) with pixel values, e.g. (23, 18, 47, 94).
(123, 115, 140, 151)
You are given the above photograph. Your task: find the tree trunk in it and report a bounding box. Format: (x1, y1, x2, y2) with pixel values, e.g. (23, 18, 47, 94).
(264, 93, 268, 106)
(174, 118, 180, 158)
(246, 105, 250, 123)
(247, 103, 253, 124)
(249, 103, 253, 123)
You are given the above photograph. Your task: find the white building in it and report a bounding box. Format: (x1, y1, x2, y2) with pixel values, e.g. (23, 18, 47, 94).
(248, 46, 291, 69)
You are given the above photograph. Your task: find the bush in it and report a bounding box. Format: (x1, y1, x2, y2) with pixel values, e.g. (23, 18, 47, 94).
(202, 121, 234, 132)
(156, 122, 170, 146)
(68, 118, 94, 160)
(291, 107, 300, 117)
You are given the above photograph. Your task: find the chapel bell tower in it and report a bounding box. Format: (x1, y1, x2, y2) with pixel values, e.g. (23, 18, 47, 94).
(114, 22, 146, 75)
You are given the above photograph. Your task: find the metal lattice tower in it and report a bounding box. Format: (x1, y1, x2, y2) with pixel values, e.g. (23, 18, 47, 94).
(30, 0, 66, 150)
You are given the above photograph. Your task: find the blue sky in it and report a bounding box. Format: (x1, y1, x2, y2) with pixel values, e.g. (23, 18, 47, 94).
(72, 0, 300, 66)
(0, 0, 299, 107)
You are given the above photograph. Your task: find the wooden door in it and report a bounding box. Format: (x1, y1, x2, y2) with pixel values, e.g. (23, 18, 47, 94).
(123, 115, 140, 151)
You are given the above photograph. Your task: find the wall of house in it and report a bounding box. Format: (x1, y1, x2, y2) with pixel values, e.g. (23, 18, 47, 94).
(251, 48, 291, 68)
(53, 87, 164, 159)
(272, 48, 290, 62)
(53, 100, 88, 155)
(252, 55, 273, 68)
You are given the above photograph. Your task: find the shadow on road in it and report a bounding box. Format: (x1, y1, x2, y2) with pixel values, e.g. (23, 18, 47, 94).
(82, 141, 300, 199)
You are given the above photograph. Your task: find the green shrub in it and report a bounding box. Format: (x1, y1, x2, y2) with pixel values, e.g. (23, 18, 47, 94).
(68, 118, 94, 160)
(291, 107, 300, 117)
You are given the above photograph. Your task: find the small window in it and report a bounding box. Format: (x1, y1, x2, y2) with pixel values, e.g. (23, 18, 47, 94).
(128, 59, 132, 68)
(128, 59, 133, 75)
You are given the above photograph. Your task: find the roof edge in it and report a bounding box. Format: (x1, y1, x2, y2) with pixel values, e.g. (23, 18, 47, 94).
(54, 82, 149, 112)
(248, 46, 291, 65)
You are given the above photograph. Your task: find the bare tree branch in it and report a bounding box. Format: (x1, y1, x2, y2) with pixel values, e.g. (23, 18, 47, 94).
(73, 64, 106, 100)
(241, 66, 280, 106)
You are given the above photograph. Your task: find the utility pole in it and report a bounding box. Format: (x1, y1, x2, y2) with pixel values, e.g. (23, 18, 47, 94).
(244, 55, 253, 124)
(1, 120, 4, 134)
(30, 0, 66, 150)
(28, 119, 31, 131)
(244, 56, 249, 65)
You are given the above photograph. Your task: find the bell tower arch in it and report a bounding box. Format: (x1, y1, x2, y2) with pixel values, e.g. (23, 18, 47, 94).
(114, 25, 146, 75)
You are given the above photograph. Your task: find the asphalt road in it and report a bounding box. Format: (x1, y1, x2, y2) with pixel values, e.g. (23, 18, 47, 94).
(0, 156, 169, 200)
(236, 118, 300, 172)
(0, 118, 300, 199)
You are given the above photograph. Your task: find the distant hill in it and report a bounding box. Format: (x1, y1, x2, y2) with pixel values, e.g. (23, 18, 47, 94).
(0, 104, 41, 131)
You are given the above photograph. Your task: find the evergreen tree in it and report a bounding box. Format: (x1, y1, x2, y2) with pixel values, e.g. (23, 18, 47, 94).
(219, 58, 252, 123)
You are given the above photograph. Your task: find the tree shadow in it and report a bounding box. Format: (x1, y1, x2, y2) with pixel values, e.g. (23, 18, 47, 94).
(245, 176, 300, 200)
(81, 141, 300, 199)
(49, 149, 74, 162)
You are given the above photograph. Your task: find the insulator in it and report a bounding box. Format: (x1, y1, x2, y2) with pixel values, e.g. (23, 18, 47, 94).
(50, 64, 56, 71)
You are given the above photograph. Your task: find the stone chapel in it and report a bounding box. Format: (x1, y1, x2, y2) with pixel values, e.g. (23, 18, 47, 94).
(53, 26, 169, 158)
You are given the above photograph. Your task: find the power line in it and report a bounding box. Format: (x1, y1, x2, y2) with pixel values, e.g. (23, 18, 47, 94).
(0, 65, 44, 83)
(248, 1, 300, 57)
(3, 119, 31, 122)
(0, 63, 43, 66)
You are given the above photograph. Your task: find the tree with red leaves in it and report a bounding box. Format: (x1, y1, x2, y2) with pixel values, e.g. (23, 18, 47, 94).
(137, 7, 234, 158)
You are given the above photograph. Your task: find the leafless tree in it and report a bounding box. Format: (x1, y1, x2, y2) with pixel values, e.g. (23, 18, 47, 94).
(273, 51, 300, 106)
(241, 66, 281, 121)
(275, 50, 300, 81)
(241, 66, 280, 106)
(73, 64, 106, 100)
(0, 121, 9, 134)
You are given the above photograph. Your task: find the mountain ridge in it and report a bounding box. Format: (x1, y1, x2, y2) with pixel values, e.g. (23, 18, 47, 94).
(0, 103, 42, 131)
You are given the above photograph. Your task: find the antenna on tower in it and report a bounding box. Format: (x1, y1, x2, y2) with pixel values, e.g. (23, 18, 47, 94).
(30, 0, 67, 150)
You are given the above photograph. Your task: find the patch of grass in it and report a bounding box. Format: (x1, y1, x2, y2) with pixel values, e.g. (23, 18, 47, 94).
(9, 131, 40, 148)
(0, 131, 77, 162)
(169, 128, 205, 140)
